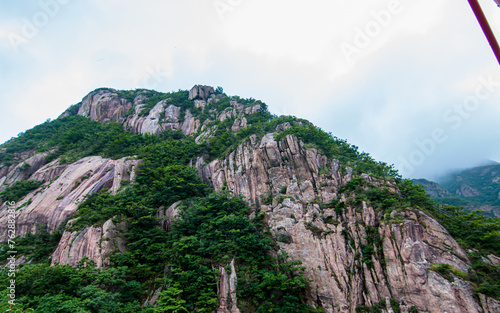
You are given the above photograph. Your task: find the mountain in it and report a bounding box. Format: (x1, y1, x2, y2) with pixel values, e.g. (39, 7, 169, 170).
(414, 163, 500, 218)
(0, 85, 499, 313)
(412, 179, 451, 198)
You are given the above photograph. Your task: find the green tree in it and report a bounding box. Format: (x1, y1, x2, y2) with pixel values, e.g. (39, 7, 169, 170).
(156, 283, 189, 313)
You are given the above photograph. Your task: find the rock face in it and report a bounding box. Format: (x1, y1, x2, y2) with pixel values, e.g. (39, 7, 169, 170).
(413, 179, 450, 198)
(69, 85, 259, 139)
(51, 218, 127, 268)
(458, 183, 481, 197)
(196, 132, 499, 313)
(189, 85, 215, 100)
(480, 294, 500, 313)
(0, 156, 140, 242)
(0, 151, 53, 191)
(1, 87, 499, 312)
(381, 211, 479, 312)
(77, 89, 132, 123)
(196, 133, 338, 205)
(157, 201, 182, 232)
(217, 258, 240, 313)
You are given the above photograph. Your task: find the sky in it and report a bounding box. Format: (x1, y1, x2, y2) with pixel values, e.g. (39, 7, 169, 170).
(1, 0, 500, 181)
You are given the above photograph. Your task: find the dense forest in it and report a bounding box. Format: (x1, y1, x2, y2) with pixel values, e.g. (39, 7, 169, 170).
(0, 88, 498, 312)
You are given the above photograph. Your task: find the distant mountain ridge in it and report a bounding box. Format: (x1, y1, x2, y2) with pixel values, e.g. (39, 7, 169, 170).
(414, 161, 500, 218)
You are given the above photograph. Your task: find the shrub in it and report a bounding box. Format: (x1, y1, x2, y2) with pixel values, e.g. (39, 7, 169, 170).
(280, 186, 287, 194)
(0, 180, 43, 203)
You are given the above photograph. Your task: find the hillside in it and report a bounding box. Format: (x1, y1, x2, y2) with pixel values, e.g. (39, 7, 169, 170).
(0, 85, 499, 313)
(414, 163, 500, 218)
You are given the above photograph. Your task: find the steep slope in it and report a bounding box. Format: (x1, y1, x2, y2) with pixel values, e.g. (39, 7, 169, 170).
(0, 156, 139, 241)
(0, 86, 499, 313)
(195, 131, 497, 312)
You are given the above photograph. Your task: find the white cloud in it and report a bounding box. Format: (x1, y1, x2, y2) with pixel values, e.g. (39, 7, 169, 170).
(1, 0, 500, 179)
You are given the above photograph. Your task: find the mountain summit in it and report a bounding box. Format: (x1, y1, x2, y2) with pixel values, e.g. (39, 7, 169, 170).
(1, 86, 499, 312)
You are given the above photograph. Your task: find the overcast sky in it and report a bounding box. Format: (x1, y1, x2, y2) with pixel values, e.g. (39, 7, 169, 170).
(1, 0, 500, 180)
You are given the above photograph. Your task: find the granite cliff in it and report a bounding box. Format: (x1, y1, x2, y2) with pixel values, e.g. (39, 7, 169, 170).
(0, 86, 499, 312)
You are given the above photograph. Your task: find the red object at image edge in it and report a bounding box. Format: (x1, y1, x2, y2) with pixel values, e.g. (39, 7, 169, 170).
(467, 0, 500, 65)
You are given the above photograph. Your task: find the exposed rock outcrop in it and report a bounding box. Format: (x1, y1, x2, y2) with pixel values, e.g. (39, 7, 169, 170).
(2, 87, 499, 312)
(0, 151, 52, 191)
(70, 86, 261, 139)
(51, 218, 127, 268)
(189, 85, 215, 100)
(78, 89, 131, 124)
(413, 179, 450, 198)
(157, 201, 182, 232)
(196, 132, 498, 313)
(127, 100, 168, 134)
(196, 133, 340, 205)
(459, 184, 481, 197)
(217, 258, 240, 313)
(0, 156, 140, 242)
(480, 294, 500, 313)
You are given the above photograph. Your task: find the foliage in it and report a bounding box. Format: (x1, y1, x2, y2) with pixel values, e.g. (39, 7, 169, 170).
(0, 260, 150, 312)
(0, 116, 146, 167)
(390, 299, 401, 313)
(309, 308, 326, 313)
(201, 104, 273, 160)
(0, 302, 34, 312)
(136, 164, 207, 208)
(428, 264, 469, 282)
(468, 252, 500, 298)
(155, 282, 189, 312)
(0, 228, 61, 263)
(116, 89, 195, 117)
(355, 304, 383, 313)
(305, 222, 324, 238)
(0, 180, 43, 203)
(337, 178, 402, 216)
(276, 233, 293, 244)
(202, 121, 238, 159)
(3, 86, 500, 312)
(68, 191, 129, 230)
(117, 89, 137, 103)
(62, 103, 81, 117)
(361, 225, 383, 268)
(157, 192, 312, 312)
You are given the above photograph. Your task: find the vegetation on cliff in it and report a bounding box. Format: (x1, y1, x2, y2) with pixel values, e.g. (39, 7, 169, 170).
(1, 123, 313, 311)
(0, 87, 499, 311)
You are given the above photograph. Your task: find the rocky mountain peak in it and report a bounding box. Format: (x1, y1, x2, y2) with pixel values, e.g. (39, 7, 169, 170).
(1, 86, 499, 312)
(188, 85, 215, 100)
(60, 85, 264, 141)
